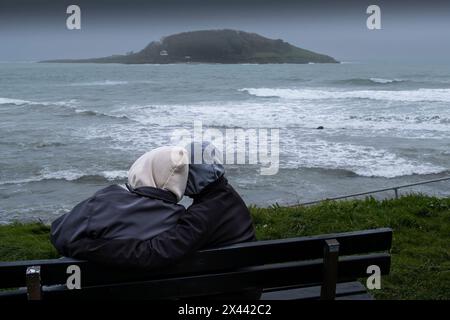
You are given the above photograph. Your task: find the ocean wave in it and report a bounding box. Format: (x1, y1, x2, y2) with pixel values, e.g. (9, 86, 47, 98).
(0, 96, 133, 122)
(347, 114, 449, 125)
(334, 78, 405, 85)
(0, 97, 35, 106)
(0, 169, 128, 186)
(73, 108, 131, 121)
(239, 88, 450, 102)
(370, 78, 402, 84)
(76, 100, 449, 143)
(0, 97, 78, 107)
(350, 166, 446, 178)
(100, 170, 129, 180)
(284, 140, 448, 178)
(69, 80, 129, 86)
(67, 80, 155, 87)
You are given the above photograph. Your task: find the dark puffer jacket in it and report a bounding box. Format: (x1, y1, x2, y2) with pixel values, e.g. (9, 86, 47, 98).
(58, 176, 256, 270)
(51, 142, 256, 273)
(51, 184, 186, 258)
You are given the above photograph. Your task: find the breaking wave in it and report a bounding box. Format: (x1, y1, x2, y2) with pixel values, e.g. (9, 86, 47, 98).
(0, 170, 128, 186)
(334, 78, 406, 85)
(284, 140, 448, 178)
(0, 96, 132, 121)
(67, 80, 154, 86)
(239, 87, 450, 102)
(0, 97, 77, 107)
(68, 80, 129, 86)
(0, 97, 35, 106)
(73, 108, 131, 121)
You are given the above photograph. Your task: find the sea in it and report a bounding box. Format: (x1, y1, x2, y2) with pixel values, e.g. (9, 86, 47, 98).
(0, 61, 449, 223)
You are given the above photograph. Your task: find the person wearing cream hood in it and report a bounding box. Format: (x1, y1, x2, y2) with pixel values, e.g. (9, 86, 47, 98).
(51, 142, 256, 271)
(51, 146, 190, 258)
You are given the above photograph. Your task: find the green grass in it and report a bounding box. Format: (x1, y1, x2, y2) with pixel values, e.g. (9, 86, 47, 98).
(251, 194, 450, 300)
(0, 194, 449, 299)
(0, 222, 59, 261)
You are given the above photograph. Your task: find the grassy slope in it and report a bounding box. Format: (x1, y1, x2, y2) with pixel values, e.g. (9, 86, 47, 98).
(0, 194, 449, 299)
(252, 194, 450, 299)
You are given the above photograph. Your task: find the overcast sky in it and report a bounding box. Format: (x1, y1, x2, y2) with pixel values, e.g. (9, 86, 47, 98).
(0, 0, 449, 62)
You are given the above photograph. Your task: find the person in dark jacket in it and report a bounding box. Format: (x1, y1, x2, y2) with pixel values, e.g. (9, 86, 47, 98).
(183, 141, 256, 249)
(183, 141, 260, 300)
(51, 142, 256, 274)
(51, 145, 190, 258)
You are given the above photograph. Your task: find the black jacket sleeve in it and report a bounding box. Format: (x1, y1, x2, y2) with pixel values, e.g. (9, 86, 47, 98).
(69, 202, 215, 269)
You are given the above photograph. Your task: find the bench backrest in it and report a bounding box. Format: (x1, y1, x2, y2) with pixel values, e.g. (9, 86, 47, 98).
(0, 228, 392, 300)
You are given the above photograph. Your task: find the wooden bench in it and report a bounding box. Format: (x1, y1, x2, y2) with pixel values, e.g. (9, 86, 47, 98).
(0, 228, 392, 300)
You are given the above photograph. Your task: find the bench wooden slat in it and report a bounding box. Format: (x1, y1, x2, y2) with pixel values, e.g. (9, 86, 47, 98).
(0, 228, 392, 288)
(260, 281, 368, 300)
(34, 253, 390, 300)
(0, 288, 27, 301)
(336, 292, 374, 300)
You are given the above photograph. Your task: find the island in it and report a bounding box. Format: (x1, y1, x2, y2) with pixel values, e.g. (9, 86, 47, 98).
(42, 29, 338, 64)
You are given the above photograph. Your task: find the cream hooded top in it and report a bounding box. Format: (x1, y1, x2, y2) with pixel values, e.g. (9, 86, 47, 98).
(127, 146, 189, 202)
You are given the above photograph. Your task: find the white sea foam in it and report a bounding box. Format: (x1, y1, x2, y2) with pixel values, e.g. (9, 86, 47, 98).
(69, 80, 129, 86)
(0, 169, 128, 186)
(72, 99, 449, 145)
(101, 170, 128, 180)
(240, 87, 450, 102)
(284, 140, 447, 178)
(0, 97, 78, 107)
(40, 169, 87, 181)
(73, 108, 131, 121)
(369, 78, 401, 84)
(0, 97, 130, 122)
(114, 99, 450, 136)
(67, 80, 155, 87)
(0, 97, 34, 105)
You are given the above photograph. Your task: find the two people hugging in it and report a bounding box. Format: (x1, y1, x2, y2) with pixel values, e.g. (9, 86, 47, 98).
(51, 141, 256, 273)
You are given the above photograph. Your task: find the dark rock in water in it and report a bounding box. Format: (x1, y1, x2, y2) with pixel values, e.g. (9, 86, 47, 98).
(316, 126, 324, 130)
(41, 29, 339, 64)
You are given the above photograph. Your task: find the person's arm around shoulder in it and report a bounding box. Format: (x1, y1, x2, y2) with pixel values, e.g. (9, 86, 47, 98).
(69, 203, 215, 269)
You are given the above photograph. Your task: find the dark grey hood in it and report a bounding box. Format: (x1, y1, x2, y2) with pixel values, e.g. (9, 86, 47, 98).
(185, 141, 225, 197)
